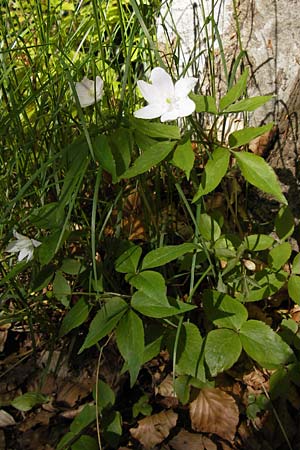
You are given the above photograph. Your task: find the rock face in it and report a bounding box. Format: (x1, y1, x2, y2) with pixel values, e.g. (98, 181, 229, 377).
(158, 0, 300, 218)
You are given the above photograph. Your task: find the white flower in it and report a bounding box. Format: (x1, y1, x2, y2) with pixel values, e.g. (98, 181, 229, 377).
(5, 231, 41, 262)
(74, 76, 104, 108)
(134, 67, 197, 122)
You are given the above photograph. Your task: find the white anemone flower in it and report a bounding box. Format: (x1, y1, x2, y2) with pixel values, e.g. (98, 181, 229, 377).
(134, 67, 197, 122)
(75, 76, 104, 108)
(5, 231, 41, 263)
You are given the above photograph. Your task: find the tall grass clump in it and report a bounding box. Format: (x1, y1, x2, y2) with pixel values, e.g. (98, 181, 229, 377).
(1, 1, 299, 449)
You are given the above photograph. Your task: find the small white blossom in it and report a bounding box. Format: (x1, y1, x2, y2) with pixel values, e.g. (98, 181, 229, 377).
(5, 231, 41, 263)
(74, 76, 104, 108)
(134, 67, 197, 122)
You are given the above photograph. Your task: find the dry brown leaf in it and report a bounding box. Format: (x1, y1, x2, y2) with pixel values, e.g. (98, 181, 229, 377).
(19, 410, 55, 432)
(291, 305, 300, 323)
(130, 410, 178, 449)
(56, 379, 92, 407)
(248, 126, 278, 157)
(155, 375, 178, 408)
(0, 409, 15, 427)
(189, 388, 239, 441)
(155, 374, 176, 397)
(0, 324, 10, 352)
(219, 441, 234, 450)
(169, 429, 217, 450)
(243, 369, 268, 395)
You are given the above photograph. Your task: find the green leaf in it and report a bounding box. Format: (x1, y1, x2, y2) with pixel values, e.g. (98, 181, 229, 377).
(131, 290, 195, 318)
(129, 270, 166, 296)
(243, 234, 275, 251)
(288, 362, 300, 387)
(237, 270, 287, 302)
(102, 410, 122, 448)
(214, 236, 236, 260)
(193, 147, 230, 201)
(57, 432, 75, 450)
(60, 144, 89, 207)
(38, 229, 69, 266)
(219, 69, 249, 111)
(174, 375, 191, 405)
(59, 297, 89, 337)
(109, 128, 132, 178)
(115, 245, 142, 273)
(240, 320, 295, 369)
(292, 253, 300, 275)
(176, 322, 205, 380)
(70, 404, 96, 434)
(234, 151, 287, 204)
(11, 392, 48, 412)
(131, 117, 180, 139)
(268, 242, 292, 270)
(30, 264, 55, 291)
(142, 325, 165, 364)
(71, 435, 99, 450)
(121, 141, 175, 179)
(269, 368, 290, 400)
(279, 318, 298, 346)
(133, 394, 152, 417)
(53, 271, 71, 306)
(203, 290, 248, 330)
(93, 135, 117, 182)
(229, 123, 273, 148)
(205, 329, 242, 376)
(171, 140, 195, 179)
(80, 297, 128, 352)
(61, 258, 85, 275)
(135, 130, 157, 152)
(189, 93, 217, 114)
(288, 275, 300, 305)
(198, 213, 221, 241)
(224, 95, 273, 113)
(141, 243, 196, 270)
(30, 202, 64, 229)
(275, 205, 294, 241)
(130, 271, 195, 318)
(93, 379, 115, 412)
(0, 260, 27, 287)
(116, 310, 144, 386)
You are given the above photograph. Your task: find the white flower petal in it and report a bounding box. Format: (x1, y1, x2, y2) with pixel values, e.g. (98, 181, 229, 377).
(150, 67, 174, 98)
(95, 76, 104, 98)
(75, 76, 103, 108)
(5, 242, 19, 253)
(137, 80, 162, 104)
(175, 77, 198, 98)
(31, 239, 42, 248)
(134, 104, 166, 120)
(160, 109, 180, 122)
(176, 97, 196, 117)
(18, 248, 30, 262)
(13, 230, 27, 240)
(5, 231, 41, 263)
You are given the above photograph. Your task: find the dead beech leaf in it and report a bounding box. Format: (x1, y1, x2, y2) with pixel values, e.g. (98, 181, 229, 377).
(0, 409, 16, 427)
(56, 379, 92, 407)
(169, 429, 217, 450)
(248, 126, 278, 157)
(19, 410, 55, 432)
(189, 388, 239, 441)
(155, 374, 176, 397)
(0, 324, 10, 352)
(130, 410, 178, 449)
